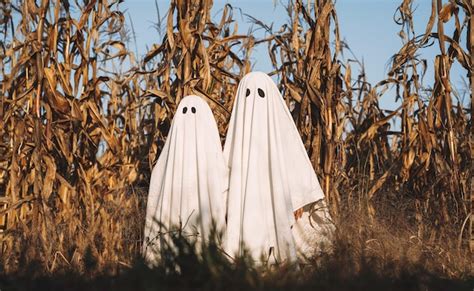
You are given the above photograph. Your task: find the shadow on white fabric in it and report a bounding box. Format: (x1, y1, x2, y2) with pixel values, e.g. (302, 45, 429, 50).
(224, 72, 334, 264)
(143, 95, 228, 266)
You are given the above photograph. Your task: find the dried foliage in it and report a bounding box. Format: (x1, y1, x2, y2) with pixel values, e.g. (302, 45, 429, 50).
(264, 0, 344, 216)
(0, 0, 147, 273)
(140, 0, 254, 141)
(0, 0, 472, 282)
(266, 0, 472, 245)
(0, 0, 253, 274)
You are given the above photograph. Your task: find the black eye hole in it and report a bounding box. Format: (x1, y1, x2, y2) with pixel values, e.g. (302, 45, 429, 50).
(258, 88, 265, 98)
(182, 107, 188, 114)
(191, 107, 196, 114)
(245, 88, 250, 97)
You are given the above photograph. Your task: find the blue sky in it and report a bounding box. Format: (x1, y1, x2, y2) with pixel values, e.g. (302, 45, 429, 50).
(121, 0, 468, 109)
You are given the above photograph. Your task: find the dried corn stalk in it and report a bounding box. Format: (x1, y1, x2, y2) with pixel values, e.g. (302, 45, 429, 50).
(141, 0, 254, 141)
(0, 0, 252, 273)
(267, 0, 344, 217)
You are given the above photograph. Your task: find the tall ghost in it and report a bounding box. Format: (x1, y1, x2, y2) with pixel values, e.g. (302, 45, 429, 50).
(224, 72, 331, 263)
(143, 95, 228, 265)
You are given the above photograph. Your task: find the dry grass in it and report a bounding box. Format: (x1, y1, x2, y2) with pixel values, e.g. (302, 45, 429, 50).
(0, 0, 472, 288)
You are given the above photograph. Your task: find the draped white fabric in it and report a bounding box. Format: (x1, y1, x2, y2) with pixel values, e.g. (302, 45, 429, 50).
(143, 95, 228, 265)
(291, 200, 335, 260)
(224, 72, 326, 263)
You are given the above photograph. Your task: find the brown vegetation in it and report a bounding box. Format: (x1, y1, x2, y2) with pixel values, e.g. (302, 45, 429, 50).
(0, 0, 472, 285)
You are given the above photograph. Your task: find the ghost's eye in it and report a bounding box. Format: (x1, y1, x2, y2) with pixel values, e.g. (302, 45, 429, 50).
(245, 88, 250, 97)
(258, 88, 265, 98)
(191, 107, 196, 114)
(182, 107, 188, 114)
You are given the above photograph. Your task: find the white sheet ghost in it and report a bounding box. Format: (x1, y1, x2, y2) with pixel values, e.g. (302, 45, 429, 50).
(224, 72, 331, 263)
(143, 95, 228, 265)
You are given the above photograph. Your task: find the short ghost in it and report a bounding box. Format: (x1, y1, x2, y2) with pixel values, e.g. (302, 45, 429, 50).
(224, 72, 332, 263)
(143, 95, 228, 265)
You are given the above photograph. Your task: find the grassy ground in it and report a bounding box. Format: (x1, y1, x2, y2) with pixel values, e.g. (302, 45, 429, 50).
(1, 218, 472, 291)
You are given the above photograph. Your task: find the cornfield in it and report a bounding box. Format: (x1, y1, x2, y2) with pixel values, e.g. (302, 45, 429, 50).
(0, 0, 472, 288)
